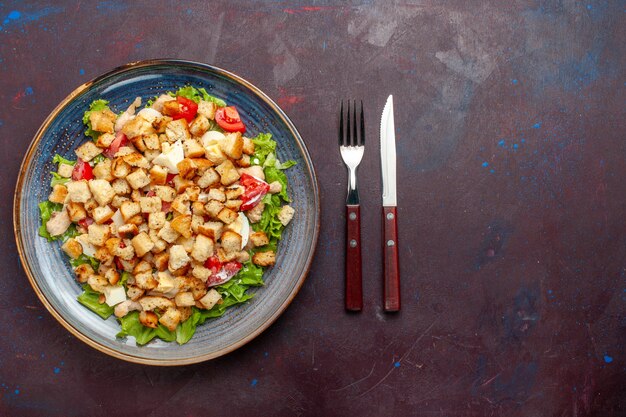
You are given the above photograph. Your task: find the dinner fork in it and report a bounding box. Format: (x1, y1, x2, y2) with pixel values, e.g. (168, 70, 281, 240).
(339, 100, 364, 311)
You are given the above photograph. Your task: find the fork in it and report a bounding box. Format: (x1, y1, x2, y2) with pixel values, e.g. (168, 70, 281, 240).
(339, 100, 365, 311)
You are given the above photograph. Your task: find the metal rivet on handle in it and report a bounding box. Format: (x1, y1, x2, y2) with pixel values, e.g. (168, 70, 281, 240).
(387, 212, 394, 220)
(350, 239, 357, 248)
(349, 212, 357, 220)
(387, 240, 395, 247)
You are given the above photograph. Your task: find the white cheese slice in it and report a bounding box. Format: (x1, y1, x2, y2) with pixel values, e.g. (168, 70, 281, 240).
(152, 140, 184, 174)
(226, 212, 250, 249)
(104, 286, 127, 307)
(75, 234, 97, 258)
(137, 108, 162, 124)
(111, 209, 125, 228)
(201, 130, 226, 146)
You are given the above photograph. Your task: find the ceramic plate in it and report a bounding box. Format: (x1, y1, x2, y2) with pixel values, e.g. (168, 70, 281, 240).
(13, 60, 319, 365)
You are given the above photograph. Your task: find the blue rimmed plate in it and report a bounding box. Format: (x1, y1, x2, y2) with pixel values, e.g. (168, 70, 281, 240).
(13, 60, 320, 365)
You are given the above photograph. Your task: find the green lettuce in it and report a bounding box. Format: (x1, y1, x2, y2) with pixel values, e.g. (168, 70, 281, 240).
(91, 154, 107, 164)
(77, 285, 113, 319)
(38, 201, 79, 242)
(52, 154, 76, 166)
(251, 133, 276, 166)
(116, 311, 176, 345)
(82, 99, 110, 141)
(172, 86, 226, 107)
(50, 172, 70, 187)
(70, 254, 100, 271)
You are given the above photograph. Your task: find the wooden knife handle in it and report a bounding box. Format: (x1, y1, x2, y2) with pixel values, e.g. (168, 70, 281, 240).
(383, 206, 400, 311)
(345, 205, 363, 311)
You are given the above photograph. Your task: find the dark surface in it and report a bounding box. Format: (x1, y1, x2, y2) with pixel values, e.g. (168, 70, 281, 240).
(1, 1, 624, 416)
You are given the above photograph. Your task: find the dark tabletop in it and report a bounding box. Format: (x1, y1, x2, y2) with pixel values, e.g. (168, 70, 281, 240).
(1, 1, 624, 416)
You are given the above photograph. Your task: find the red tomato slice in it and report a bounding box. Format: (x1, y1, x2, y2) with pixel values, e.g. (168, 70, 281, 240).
(78, 217, 94, 229)
(215, 106, 246, 133)
(204, 255, 222, 275)
(71, 159, 93, 181)
(173, 96, 198, 123)
(160, 201, 172, 213)
(206, 261, 242, 287)
(239, 173, 270, 211)
(103, 132, 128, 158)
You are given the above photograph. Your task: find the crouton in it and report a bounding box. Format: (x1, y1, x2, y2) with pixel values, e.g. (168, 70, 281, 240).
(126, 286, 144, 302)
(191, 201, 206, 216)
(129, 135, 147, 152)
(198, 221, 223, 240)
(208, 188, 226, 202)
(114, 300, 142, 318)
(242, 137, 255, 155)
(111, 157, 131, 178)
(111, 178, 130, 195)
(236, 154, 251, 168)
(143, 133, 160, 150)
(92, 205, 114, 224)
(183, 138, 206, 157)
(179, 306, 193, 322)
(89, 109, 116, 134)
(171, 193, 191, 215)
(67, 180, 92, 203)
(94, 247, 114, 266)
(66, 202, 87, 222)
(153, 185, 176, 202)
(75, 141, 103, 162)
(83, 198, 99, 212)
(198, 289, 222, 310)
(171, 215, 192, 238)
(191, 234, 214, 262)
(219, 132, 243, 160)
(191, 214, 204, 234)
(177, 158, 197, 180)
(139, 311, 159, 328)
(165, 119, 190, 143)
(197, 100, 217, 120)
(157, 221, 180, 243)
(115, 239, 135, 261)
(139, 196, 161, 214)
(239, 165, 265, 181)
(224, 199, 242, 211)
(203, 143, 227, 165)
(236, 251, 251, 263)
(252, 251, 276, 267)
(268, 181, 282, 194)
(132, 232, 155, 257)
(197, 167, 220, 188)
(278, 205, 295, 226)
(135, 272, 158, 291)
(153, 252, 169, 271)
(120, 201, 141, 222)
(87, 274, 109, 293)
(122, 115, 155, 139)
(175, 292, 195, 307)
(148, 211, 166, 230)
(191, 158, 214, 173)
(204, 200, 224, 218)
(221, 230, 242, 254)
(217, 207, 238, 224)
(95, 132, 115, 148)
(74, 263, 94, 283)
(48, 184, 68, 204)
(126, 168, 150, 190)
(149, 165, 167, 185)
(184, 186, 200, 202)
(225, 186, 244, 200)
(88, 179, 115, 206)
(122, 152, 150, 169)
(61, 238, 83, 259)
(192, 263, 211, 282)
(57, 163, 74, 178)
(175, 235, 195, 252)
(168, 244, 190, 271)
(87, 224, 110, 246)
(91, 159, 112, 182)
(215, 159, 240, 185)
(246, 201, 264, 223)
(117, 223, 138, 238)
(143, 149, 161, 162)
(139, 296, 175, 311)
(105, 268, 120, 285)
(159, 308, 182, 331)
(249, 231, 270, 247)
(172, 175, 194, 193)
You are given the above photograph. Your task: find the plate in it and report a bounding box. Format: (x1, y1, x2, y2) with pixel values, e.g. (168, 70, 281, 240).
(13, 60, 320, 365)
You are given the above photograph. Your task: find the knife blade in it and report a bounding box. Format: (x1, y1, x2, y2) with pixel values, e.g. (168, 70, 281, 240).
(380, 95, 401, 312)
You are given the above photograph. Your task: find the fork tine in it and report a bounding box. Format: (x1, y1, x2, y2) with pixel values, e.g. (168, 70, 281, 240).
(339, 100, 344, 146)
(347, 100, 352, 146)
(360, 100, 364, 146)
(352, 100, 357, 147)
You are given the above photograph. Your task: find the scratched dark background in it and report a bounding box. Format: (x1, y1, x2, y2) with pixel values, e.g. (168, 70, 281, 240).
(1, 0, 625, 416)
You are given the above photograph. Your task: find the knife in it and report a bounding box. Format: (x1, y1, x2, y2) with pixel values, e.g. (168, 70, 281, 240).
(380, 95, 401, 312)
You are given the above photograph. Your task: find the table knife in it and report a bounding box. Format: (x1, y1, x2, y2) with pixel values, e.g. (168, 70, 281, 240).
(380, 95, 401, 312)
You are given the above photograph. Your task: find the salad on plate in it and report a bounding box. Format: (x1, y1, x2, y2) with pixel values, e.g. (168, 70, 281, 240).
(39, 86, 295, 345)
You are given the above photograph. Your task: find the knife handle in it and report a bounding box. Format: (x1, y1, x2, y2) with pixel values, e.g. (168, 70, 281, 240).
(383, 207, 400, 312)
(345, 204, 363, 311)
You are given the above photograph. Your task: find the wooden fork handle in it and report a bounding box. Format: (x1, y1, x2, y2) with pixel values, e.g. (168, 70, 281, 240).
(345, 205, 363, 311)
(383, 206, 400, 312)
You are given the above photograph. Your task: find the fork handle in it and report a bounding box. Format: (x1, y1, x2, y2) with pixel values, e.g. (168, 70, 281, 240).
(383, 207, 400, 312)
(345, 204, 363, 311)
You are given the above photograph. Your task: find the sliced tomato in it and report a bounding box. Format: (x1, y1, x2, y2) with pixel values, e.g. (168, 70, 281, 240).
(215, 106, 246, 133)
(173, 96, 198, 123)
(239, 173, 270, 211)
(161, 201, 172, 213)
(166, 173, 177, 185)
(204, 256, 222, 275)
(206, 261, 242, 287)
(71, 159, 93, 181)
(103, 131, 128, 158)
(115, 257, 124, 271)
(78, 217, 94, 229)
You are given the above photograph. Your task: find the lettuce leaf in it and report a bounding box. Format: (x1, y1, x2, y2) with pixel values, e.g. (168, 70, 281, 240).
(91, 154, 107, 164)
(172, 86, 226, 107)
(50, 172, 70, 187)
(52, 154, 76, 166)
(82, 99, 110, 141)
(77, 285, 114, 319)
(176, 308, 202, 345)
(251, 133, 276, 166)
(116, 312, 176, 345)
(70, 254, 100, 271)
(38, 201, 79, 242)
